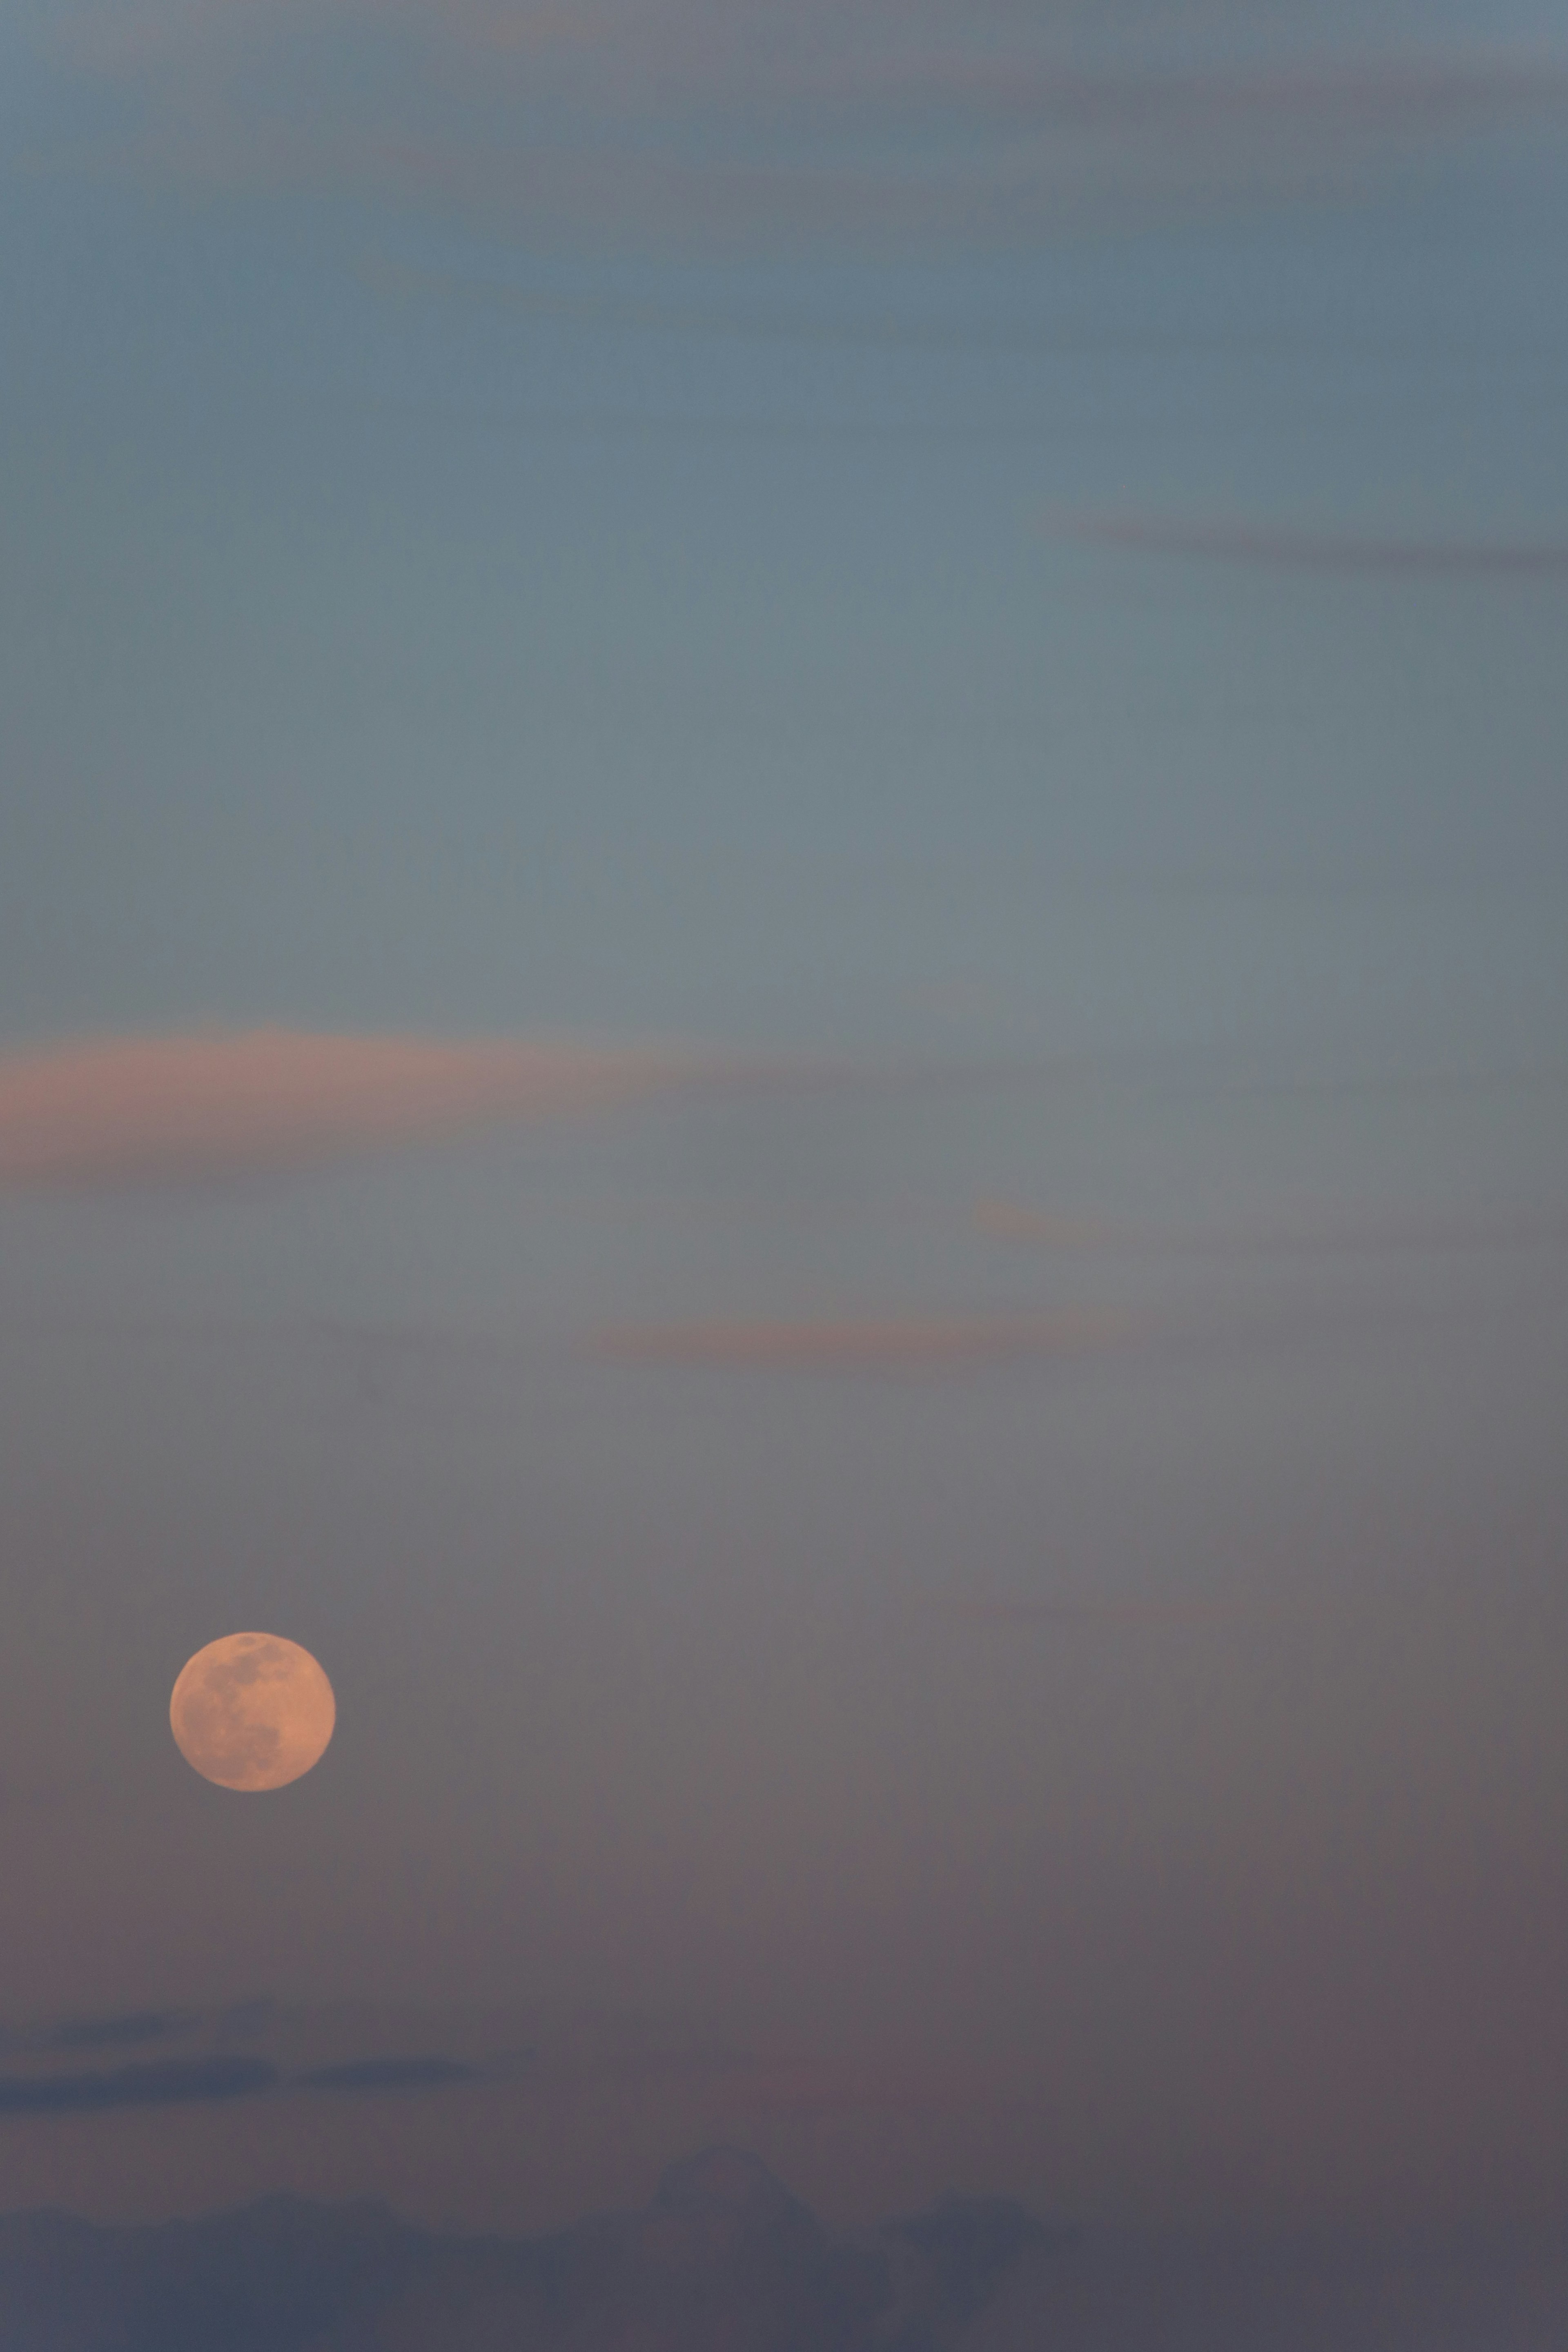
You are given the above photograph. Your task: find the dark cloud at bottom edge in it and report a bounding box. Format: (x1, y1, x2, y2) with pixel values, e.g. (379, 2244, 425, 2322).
(1, 2147, 1565, 2351)
(0, 2149, 1042, 2352)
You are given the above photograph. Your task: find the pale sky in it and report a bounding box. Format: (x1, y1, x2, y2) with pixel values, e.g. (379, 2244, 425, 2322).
(1, 0, 1566, 2280)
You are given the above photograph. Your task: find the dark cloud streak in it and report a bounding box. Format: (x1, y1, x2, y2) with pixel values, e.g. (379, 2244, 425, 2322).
(0, 2057, 277, 2116)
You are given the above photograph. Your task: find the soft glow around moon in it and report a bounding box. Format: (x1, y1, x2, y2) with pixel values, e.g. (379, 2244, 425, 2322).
(170, 1633, 336, 1792)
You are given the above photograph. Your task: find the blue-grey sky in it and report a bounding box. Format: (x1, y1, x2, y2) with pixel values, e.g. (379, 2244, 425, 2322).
(2, 0, 1567, 2281)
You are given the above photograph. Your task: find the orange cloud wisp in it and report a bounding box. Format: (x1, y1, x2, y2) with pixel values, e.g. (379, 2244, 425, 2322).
(0, 1029, 704, 1187)
(587, 1308, 1134, 1368)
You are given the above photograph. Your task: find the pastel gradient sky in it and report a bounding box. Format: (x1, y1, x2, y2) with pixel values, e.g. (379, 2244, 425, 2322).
(2, 0, 1567, 2261)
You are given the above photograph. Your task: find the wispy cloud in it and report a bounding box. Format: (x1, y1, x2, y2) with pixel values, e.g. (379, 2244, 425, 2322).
(1056, 513, 1568, 577)
(0, 2055, 278, 2114)
(586, 1308, 1134, 1370)
(29, 0, 1567, 240)
(0, 2019, 488, 2116)
(976, 1194, 1568, 1257)
(0, 1029, 712, 1192)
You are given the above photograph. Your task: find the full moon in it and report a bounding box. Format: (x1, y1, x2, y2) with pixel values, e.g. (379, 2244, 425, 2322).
(170, 1633, 336, 1791)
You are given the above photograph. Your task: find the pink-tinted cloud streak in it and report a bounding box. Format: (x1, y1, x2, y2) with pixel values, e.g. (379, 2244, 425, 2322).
(0, 1029, 708, 1190)
(586, 1308, 1134, 1370)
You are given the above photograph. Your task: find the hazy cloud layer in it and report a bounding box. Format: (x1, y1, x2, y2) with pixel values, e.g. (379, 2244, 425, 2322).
(0, 2148, 1046, 2351)
(0, 1030, 710, 1191)
(1, 2156, 1562, 2350)
(0, 2049, 482, 2118)
(26, 0, 1565, 239)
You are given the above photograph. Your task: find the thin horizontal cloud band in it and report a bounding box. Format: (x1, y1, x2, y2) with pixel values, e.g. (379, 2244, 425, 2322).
(1055, 513, 1568, 576)
(56, 4, 1568, 132)
(0, 1029, 719, 1189)
(586, 1310, 1134, 1368)
(42, 2, 1567, 241)
(0, 1029, 1172, 1192)
(0, 2057, 277, 2114)
(0, 2054, 477, 2115)
(974, 1198, 1568, 1255)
